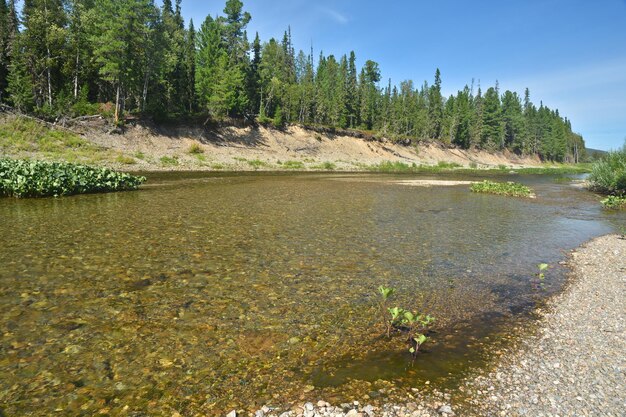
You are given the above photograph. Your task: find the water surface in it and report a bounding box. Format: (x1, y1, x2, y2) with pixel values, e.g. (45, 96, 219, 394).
(0, 172, 623, 415)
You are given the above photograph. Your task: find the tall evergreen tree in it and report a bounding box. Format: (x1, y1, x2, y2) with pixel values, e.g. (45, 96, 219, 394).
(428, 68, 444, 140)
(0, 0, 10, 99)
(21, 0, 68, 109)
(481, 86, 502, 149)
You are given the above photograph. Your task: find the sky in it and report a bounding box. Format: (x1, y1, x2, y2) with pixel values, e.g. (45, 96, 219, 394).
(178, 0, 626, 150)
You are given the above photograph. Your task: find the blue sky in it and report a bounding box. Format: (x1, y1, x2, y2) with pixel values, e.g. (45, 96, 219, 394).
(180, 0, 626, 150)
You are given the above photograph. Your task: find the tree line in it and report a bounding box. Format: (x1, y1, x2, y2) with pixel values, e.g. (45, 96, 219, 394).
(0, 0, 585, 162)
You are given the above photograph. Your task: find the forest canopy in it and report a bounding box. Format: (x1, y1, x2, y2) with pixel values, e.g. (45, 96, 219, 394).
(0, 0, 585, 162)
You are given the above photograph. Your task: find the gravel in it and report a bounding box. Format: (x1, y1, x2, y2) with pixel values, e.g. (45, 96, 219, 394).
(466, 233, 626, 416)
(232, 234, 625, 417)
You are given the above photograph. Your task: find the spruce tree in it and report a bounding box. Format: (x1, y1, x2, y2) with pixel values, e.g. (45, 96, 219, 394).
(428, 68, 444, 140)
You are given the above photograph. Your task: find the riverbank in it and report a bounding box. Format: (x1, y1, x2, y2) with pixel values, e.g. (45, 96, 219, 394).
(245, 234, 625, 417)
(1, 114, 547, 172)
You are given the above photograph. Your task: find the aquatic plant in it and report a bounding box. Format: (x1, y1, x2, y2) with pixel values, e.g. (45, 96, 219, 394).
(0, 158, 146, 198)
(378, 285, 396, 337)
(600, 195, 626, 210)
(531, 263, 549, 290)
(377, 285, 435, 357)
(537, 263, 548, 280)
(470, 180, 533, 197)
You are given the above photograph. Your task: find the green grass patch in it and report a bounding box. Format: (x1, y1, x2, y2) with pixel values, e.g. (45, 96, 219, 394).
(470, 180, 534, 197)
(311, 161, 337, 170)
(0, 116, 116, 164)
(437, 161, 463, 169)
(188, 143, 204, 154)
(282, 160, 305, 169)
(246, 159, 268, 169)
(115, 155, 136, 165)
(366, 161, 417, 172)
(0, 158, 145, 198)
(513, 164, 592, 175)
(159, 156, 179, 166)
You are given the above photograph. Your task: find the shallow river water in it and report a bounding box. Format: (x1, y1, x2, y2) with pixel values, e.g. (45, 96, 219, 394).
(0, 172, 623, 416)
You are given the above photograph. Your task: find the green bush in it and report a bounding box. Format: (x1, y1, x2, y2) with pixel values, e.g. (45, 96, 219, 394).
(0, 158, 146, 198)
(589, 146, 626, 196)
(470, 180, 533, 197)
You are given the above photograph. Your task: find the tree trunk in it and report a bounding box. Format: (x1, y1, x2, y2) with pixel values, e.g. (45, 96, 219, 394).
(114, 83, 120, 124)
(73, 49, 79, 98)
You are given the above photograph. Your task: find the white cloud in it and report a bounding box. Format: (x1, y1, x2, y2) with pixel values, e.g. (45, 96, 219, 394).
(318, 7, 349, 24)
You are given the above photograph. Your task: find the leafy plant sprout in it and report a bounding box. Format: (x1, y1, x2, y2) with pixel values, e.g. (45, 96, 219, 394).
(378, 285, 395, 337)
(376, 285, 435, 358)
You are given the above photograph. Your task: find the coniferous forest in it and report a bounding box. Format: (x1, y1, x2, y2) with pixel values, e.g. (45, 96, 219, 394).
(0, 0, 585, 162)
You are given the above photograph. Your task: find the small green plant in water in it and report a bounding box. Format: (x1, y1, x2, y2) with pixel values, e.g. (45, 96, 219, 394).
(601, 195, 626, 209)
(378, 285, 395, 337)
(470, 180, 534, 198)
(531, 263, 549, 290)
(376, 285, 435, 357)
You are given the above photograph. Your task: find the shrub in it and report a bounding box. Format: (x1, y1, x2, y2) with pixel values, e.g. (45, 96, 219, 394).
(188, 143, 204, 154)
(588, 146, 626, 196)
(470, 180, 533, 197)
(0, 158, 146, 198)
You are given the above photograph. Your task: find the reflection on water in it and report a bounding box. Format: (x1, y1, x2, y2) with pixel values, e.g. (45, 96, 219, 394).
(0, 172, 622, 415)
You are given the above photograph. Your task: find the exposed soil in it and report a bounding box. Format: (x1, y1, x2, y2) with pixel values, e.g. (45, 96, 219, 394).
(45, 117, 542, 171)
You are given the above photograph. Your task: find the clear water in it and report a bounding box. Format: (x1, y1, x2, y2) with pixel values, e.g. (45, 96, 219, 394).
(0, 172, 623, 415)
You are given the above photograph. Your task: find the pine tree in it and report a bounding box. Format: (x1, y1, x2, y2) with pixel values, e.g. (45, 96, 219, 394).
(20, 0, 68, 110)
(183, 19, 196, 113)
(91, 0, 157, 123)
(501, 90, 526, 154)
(359, 59, 380, 130)
(481, 86, 502, 149)
(428, 68, 444, 139)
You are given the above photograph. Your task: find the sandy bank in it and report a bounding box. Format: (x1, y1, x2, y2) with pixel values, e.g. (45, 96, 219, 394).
(78, 120, 541, 171)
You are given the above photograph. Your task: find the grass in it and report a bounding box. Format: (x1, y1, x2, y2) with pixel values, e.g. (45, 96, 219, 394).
(188, 143, 204, 154)
(0, 115, 116, 164)
(470, 180, 534, 197)
(514, 164, 592, 175)
(437, 161, 463, 169)
(0, 158, 145, 198)
(115, 154, 136, 165)
(282, 160, 305, 169)
(246, 159, 268, 169)
(159, 156, 179, 166)
(311, 161, 337, 170)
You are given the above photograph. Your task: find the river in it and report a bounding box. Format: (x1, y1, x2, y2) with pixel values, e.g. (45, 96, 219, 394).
(0, 172, 622, 415)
